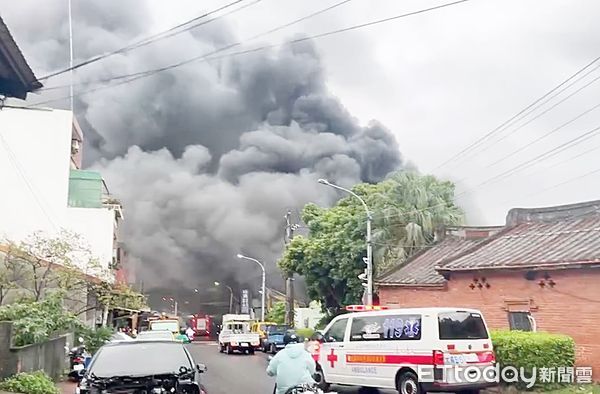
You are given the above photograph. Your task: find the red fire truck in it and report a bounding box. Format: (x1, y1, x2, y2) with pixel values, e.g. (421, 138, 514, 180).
(188, 314, 212, 338)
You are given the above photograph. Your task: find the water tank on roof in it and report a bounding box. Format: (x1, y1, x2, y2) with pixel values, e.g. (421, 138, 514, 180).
(68, 169, 103, 208)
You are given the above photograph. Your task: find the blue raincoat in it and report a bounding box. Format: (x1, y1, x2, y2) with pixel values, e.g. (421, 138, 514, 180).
(266, 343, 316, 394)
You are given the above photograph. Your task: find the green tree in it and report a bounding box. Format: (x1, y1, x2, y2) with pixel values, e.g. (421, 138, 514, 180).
(266, 301, 286, 324)
(279, 171, 462, 315)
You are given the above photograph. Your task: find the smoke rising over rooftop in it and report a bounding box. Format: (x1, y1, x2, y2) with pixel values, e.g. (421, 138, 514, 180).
(3, 1, 403, 306)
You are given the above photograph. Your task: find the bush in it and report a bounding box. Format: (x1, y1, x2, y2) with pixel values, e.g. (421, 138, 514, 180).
(76, 326, 113, 354)
(491, 330, 575, 391)
(0, 371, 59, 394)
(0, 293, 80, 346)
(295, 328, 315, 339)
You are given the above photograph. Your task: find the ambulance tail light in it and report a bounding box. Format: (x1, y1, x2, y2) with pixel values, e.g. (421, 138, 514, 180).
(433, 350, 445, 366)
(446, 344, 455, 350)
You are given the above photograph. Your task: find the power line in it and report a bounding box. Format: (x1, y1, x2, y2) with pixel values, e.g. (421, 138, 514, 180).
(39, 0, 354, 93)
(28, 0, 471, 108)
(0, 131, 60, 231)
(471, 72, 600, 168)
(38, 0, 258, 81)
(485, 99, 600, 169)
(526, 166, 600, 199)
(432, 55, 600, 171)
(459, 124, 600, 195)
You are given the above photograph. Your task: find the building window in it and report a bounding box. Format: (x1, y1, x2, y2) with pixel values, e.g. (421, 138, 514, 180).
(508, 312, 533, 331)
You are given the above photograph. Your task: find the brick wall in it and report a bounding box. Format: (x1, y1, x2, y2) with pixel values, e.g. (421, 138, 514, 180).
(379, 268, 600, 376)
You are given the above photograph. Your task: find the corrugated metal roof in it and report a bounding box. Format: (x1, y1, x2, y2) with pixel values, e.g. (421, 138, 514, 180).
(438, 215, 600, 272)
(376, 236, 485, 286)
(0, 16, 42, 99)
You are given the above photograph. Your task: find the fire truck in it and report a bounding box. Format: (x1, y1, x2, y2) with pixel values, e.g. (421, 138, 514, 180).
(188, 314, 212, 338)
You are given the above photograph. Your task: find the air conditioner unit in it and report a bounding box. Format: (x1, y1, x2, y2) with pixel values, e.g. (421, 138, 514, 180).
(71, 139, 80, 155)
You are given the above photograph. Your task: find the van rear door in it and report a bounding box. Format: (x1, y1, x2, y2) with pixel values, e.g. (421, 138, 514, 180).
(437, 311, 494, 366)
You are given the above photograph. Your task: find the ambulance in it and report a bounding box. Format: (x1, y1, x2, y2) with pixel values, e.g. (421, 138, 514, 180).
(310, 306, 496, 394)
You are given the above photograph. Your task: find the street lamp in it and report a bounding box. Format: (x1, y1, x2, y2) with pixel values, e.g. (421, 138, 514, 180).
(237, 254, 266, 321)
(214, 281, 234, 313)
(318, 178, 373, 305)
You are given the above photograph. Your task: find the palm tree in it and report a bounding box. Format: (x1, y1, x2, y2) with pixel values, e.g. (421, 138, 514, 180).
(369, 171, 463, 273)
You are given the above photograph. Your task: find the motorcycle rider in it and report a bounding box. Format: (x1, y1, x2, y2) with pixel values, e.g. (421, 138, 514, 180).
(266, 332, 316, 394)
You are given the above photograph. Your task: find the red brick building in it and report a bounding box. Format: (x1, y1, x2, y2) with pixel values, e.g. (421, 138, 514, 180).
(377, 200, 600, 374)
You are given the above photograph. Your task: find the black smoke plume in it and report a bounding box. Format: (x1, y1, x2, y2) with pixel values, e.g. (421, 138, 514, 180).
(2, 1, 402, 312)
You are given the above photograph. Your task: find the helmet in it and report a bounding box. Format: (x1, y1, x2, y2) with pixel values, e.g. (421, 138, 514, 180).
(283, 332, 299, 345)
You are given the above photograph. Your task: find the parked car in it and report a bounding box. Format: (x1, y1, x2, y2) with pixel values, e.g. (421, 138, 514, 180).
(251, 321, 277, 349)
(262, 325, 290, 354)
(76, 340, 207, 393)
(110, 332, 134, 342)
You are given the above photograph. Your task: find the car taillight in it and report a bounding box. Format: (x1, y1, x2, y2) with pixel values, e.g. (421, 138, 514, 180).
(433, 350, 445, 366)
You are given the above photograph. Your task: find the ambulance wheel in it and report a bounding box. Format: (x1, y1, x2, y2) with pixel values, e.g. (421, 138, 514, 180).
(226, 344, 233, 354)
(249, 348, 255, 355)
(219, 344, 224, 353)
(314, 368, 330, 391)
(397, 371, 421, 394)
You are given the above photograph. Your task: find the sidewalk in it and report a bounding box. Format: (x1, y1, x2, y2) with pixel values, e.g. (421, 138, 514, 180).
(57, 381, 76, 394)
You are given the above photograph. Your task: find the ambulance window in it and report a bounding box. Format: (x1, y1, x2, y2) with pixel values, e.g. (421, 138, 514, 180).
(350, 315, 422, 341)
(438, 311, 489, 340)
(325, 318, 348, 342)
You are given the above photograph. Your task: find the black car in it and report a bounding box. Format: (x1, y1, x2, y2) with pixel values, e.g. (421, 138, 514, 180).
(77, 340, 207, 393)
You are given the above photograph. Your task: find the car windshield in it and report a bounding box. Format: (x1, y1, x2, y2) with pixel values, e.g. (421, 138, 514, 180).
(138, 331, 173, 340)
(268, 325, 288, 332)
(438, 311, 489, 340)
(270, 325, 289, 334)
(150, 321, 179, 332)
(89, 343, 191, 377)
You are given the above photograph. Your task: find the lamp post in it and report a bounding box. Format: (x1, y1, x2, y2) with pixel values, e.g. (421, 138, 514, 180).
(237, 254, 266, 321)
(318, 178, 373, 305)
(214, 281, 234, 313)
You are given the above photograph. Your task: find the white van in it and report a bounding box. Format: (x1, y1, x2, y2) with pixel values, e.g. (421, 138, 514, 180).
(310, 306, 496, 394)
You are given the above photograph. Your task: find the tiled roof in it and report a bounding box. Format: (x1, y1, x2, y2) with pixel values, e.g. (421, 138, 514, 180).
(376, 236, 486, 286)
(438, 215, 600, 272)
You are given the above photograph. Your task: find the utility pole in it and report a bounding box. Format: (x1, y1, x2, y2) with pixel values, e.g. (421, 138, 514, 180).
(284, 210, 299, 327)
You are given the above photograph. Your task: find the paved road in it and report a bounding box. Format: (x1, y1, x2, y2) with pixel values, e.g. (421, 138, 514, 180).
(186, 342, 396, 394)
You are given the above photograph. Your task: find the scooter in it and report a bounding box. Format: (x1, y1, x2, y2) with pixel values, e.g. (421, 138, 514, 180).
(67, 337, 90, 382)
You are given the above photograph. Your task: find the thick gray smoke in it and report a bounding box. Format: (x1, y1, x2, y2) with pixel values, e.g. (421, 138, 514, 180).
(3, 1, 403, 309)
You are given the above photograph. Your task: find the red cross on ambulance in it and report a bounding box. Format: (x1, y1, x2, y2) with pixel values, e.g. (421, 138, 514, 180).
(327, 348, 338, 368)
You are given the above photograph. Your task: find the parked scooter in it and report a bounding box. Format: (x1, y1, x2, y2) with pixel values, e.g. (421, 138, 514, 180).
(67, 337, 90, 382)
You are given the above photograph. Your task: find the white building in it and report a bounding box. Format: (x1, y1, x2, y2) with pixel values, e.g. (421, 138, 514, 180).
(0, 107, 123, 276)
(295, 301, 325, 329)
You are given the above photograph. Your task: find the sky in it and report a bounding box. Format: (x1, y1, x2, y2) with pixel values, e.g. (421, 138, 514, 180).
(2, 0, 600, 302)
(142, 0, 600, 224)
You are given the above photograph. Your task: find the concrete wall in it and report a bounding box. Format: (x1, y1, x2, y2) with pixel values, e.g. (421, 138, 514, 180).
(0, 322, 69, 380)
(379, 268, 600, 377)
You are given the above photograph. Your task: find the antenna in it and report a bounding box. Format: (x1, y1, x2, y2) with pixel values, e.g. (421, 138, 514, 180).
(68, 0, 74, 112)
